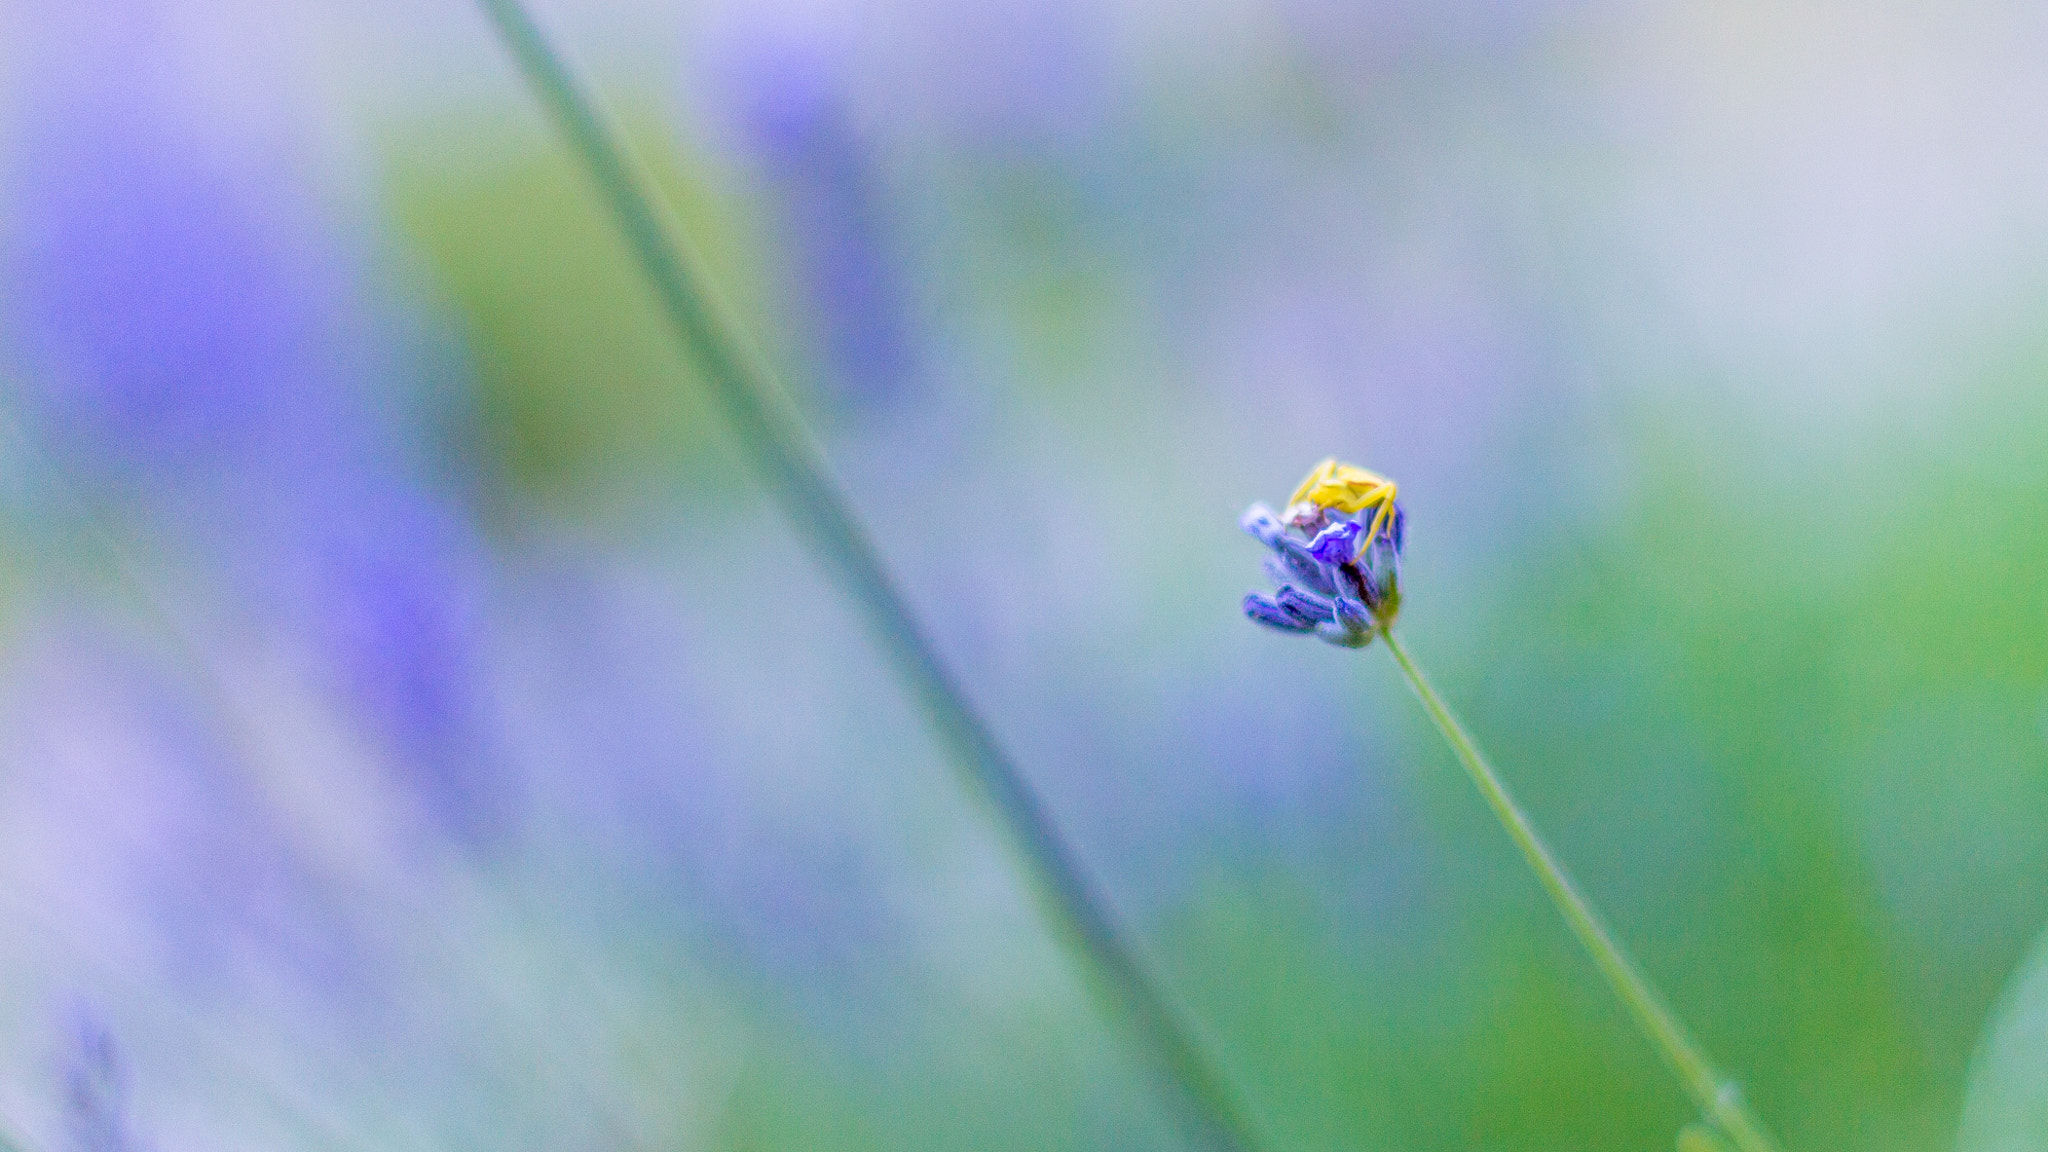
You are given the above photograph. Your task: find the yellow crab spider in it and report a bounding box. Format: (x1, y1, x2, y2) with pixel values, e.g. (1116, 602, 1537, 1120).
(1288, 457, 1399, 556)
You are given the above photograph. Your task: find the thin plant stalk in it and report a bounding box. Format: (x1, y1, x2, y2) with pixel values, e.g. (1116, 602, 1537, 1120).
(470, 3, 1266, 1149)
(1381, 630, 1781, 1152)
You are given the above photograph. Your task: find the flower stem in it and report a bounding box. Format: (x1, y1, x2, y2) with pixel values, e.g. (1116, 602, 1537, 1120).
(471, 3, 1267, 1149)
(1380, 631, 1781, 1152)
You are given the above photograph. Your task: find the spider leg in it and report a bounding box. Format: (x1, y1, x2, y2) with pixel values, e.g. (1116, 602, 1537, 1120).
(1358, 484, 1397, 551)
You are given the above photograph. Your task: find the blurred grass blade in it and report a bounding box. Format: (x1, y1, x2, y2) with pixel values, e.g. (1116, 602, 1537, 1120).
(1957, 924, 2048, 1151)
(470, 2, 1267, 1148)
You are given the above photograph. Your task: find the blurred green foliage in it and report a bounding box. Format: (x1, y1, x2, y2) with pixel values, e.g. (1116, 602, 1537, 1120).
(384, 112, 770, 518)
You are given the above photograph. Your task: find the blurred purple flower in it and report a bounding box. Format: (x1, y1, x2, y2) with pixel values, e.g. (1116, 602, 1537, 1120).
(4, 55, 349, 482)
(61, 1006, 141, 1152)
(251, 482, 508, 846)
(712, 27, 920, 410)
(2, 13, 509, 847)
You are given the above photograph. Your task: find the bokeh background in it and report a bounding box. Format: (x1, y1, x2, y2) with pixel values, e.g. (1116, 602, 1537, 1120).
(1, 0, 2046, 1149)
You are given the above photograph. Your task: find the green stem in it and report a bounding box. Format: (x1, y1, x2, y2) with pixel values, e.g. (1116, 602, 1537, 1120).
(470, 4, 1266, 1149)
(1381, 631, 1781, 1152)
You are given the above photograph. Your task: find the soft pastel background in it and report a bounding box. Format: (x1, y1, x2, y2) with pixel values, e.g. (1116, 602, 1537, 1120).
(1, 0, 2046, 1149)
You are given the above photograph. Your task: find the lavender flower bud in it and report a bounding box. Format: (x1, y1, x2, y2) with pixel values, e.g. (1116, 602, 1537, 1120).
(1244, 592, 1316, 633)
(1240, 503, 1286, 547)
(1239, 460, 1407, 643)
(1308, 519, 1363, 565)
(1275, 585, 1337, 626)
(1333, 595, 1372, 634)
(1273, 535, 1340, 597)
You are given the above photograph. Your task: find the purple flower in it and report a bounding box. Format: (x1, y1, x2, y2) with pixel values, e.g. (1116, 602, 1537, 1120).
(709, 24, 919, 410)
(279, 486, 505, 845)
(3, 9, 511, 849)
(1275, 585, 1339, 626)
(3, 55, 353, 483)
(1308, 519, 1364, 565)
(63, 1006, 140, 1152)
(1244, 592, 1315, 633)
(1239, 484, 1405, 647)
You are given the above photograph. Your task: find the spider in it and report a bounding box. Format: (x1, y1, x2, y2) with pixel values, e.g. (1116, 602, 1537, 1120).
(1287, 457, 1399, 556)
